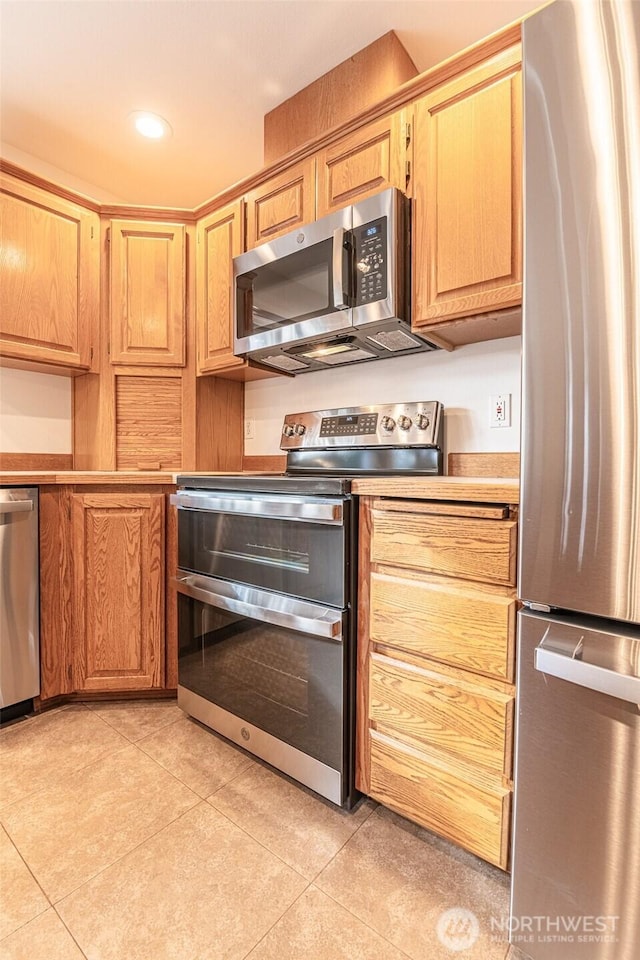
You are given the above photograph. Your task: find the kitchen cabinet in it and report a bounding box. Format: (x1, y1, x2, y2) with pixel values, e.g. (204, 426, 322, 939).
(196, 199, 246, 375)
(114, 373, 184, 470)
(0, 173, 99, 371)
(412, 45, 522, 340)
(39, 484, 176, 701)
(316, 109, 410, 217)
(109, 219, 186, 366)
(357, 496, 518, 870)
(245, 157, 315, 249)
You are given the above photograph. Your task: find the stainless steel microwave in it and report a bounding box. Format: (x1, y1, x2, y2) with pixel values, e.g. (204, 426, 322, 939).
(233, 188, 441, 374)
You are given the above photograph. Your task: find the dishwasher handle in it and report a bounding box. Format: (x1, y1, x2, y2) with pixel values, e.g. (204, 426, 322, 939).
(535, 645, 640, 704)
(0, 500, 34, 515)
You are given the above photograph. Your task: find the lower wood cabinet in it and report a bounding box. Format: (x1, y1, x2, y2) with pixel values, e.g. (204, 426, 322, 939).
(39, 484, 176, 701)
(357, 496, 518, 870)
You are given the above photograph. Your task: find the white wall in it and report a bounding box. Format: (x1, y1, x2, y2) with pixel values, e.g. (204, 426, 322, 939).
(0, 367, 72, 453)
(244, 336, 522, 459)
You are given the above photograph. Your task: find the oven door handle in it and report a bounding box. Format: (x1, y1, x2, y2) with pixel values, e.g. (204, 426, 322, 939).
(174, 574, 344, 641)
(170, 492, 343, 525)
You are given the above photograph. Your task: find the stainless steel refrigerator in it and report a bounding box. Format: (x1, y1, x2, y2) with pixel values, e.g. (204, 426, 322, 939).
(511, 2, 640, 959)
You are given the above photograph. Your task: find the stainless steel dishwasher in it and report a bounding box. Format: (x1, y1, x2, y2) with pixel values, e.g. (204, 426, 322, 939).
(0, 488, 40, 720)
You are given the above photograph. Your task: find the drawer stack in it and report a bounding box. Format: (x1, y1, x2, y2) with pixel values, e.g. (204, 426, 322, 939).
(357, 497, 518, 869)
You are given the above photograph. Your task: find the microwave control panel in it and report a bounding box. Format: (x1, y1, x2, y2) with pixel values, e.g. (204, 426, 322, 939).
(352, 218, 388, 305)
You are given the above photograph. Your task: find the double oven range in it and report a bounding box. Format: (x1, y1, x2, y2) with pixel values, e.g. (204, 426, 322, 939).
(172, 402, 443, 808)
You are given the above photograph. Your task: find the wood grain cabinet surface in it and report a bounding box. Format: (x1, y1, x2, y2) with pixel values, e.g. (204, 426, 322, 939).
(109, 219, 186, 366)
(196, 199, 246, 375)
(39, 485, 176, 701)
(316, 109, 409, 217)
(245, 158, 315, 249)
(412, 45, 522, 339)
(0, 173, 99, 370)
(357, 496, 518, 870)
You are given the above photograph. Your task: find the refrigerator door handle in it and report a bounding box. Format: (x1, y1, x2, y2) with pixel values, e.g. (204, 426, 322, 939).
(535, 645, 640, 704)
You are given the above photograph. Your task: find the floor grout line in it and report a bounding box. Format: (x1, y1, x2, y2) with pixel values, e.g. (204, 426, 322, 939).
(238, 881, 313, 960)
(0, 824, 53, 941)
(51, 903, 91, 959)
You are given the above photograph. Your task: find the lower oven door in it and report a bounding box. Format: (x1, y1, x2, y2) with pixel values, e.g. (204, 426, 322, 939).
(175, 571, 349, 805)
(172, 491, 348, 608)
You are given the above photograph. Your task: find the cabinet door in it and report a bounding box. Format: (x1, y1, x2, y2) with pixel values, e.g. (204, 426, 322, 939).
(316, 110, 409, 217)
(196, 200, 246, 375)
(110, 220, 185, 365)
(413, 46, 522, 327)
(72, 493, 165, 691)
(0, 174, 99, 370)
(245, 158, 315, 249)
(115, 374, 183, 471)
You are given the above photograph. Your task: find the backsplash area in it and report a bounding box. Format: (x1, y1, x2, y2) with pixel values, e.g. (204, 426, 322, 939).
(244, 336, 522, 458)
(0, 367, 72, 453)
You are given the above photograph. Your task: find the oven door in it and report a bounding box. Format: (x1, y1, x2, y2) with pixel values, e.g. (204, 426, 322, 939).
(175, 572, 348, 804)
(172, 491, 348, 607)
(233, 206, 353, 356)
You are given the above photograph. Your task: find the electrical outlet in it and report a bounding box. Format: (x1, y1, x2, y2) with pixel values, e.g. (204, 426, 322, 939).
(244, 418, 255, 440)
(490, 394, 511, 428)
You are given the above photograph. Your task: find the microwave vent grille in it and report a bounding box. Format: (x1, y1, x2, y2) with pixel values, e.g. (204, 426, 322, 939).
(366, 330, 422, 352)
(262, 354, 310, 371)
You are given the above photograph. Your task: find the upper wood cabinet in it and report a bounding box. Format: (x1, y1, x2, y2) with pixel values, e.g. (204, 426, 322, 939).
(196, 199, 246, 375)
(245, 157, 315, 249)
(412, 46, 522, 331)
(109, 219, 186, 366)
(0, 173, 99, 371)
(316, 109, 409, 217)
(72, 491, 165, 692)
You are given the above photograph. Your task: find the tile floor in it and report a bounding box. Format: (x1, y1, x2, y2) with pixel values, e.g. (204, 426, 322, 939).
(0, 701, 527, 960)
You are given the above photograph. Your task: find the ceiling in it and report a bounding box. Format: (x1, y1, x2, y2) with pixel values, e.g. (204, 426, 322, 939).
(0, 0, 541, 208)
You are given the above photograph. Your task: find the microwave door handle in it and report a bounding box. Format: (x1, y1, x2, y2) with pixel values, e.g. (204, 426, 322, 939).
(332, 228, 349, 310)
(174, 575, 343, 641)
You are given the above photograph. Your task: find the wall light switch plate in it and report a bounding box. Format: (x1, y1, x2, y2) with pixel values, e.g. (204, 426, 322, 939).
(244, 418, 255, 440)
(490, 394, 511, 428)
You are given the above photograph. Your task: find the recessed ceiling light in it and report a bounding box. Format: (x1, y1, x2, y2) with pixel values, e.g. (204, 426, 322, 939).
(131, 111, 172, 139)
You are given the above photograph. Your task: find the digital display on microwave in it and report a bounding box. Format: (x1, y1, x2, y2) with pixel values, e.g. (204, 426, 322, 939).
(365, 225, 379, 237)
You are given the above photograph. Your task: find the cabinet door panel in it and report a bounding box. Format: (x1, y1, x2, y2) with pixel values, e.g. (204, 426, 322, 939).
(0, 174, 99, 369)
(110, 220, 185, 365)
(72, 493, 164, 691)
(245, 158, 315, 249)
(196, 200, 246, 374)
(413, 46, 522, 327)
(115, 375, 183, 470)
(316, 111, 407, 217)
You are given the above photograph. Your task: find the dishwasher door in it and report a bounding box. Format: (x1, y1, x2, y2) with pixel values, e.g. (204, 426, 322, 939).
(0, 488, 40, 711)
(510, 609, 640, 959)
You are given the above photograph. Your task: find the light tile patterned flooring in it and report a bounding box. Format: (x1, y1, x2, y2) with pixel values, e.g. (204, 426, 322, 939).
(0, 702, 524, 960)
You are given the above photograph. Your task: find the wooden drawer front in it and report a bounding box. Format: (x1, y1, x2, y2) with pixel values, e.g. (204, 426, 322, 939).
(370, 571, 516, 680)
(370, 730, 511, 869)
(316, 112, 406, 217)
(371, 509, 517, 586)
(245, 158, 315, 249)
(116, 375, 182, 470)
(370, 654, 513, 776)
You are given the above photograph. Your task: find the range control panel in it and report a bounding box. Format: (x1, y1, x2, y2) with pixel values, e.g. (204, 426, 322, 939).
(281, 401, 443, 449)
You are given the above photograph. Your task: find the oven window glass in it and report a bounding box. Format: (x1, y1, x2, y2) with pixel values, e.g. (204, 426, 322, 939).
(178, 595, 344, 771)
(237, 239, 339, 338)
(178, 510, 346, 607)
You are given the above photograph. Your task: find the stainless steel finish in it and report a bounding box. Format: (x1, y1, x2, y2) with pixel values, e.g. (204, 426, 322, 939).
(332, 227, 349, 310)
(535, 645, 640, 705)
(178, 686, 343, 804)
(174, 570, 344, 640)
(511, 609, 640, 960)
(280, 401, 443, 450)
(0, 500, 34, 515)
(170, 490, 344, 524)
(520, 0, 640, 623)
(234, 206, 352, 355)
(351, 187, 403, 328)
(0, 488, 40, 709)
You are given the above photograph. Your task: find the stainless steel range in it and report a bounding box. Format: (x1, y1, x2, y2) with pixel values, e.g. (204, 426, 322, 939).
(172, 401, 443, 807)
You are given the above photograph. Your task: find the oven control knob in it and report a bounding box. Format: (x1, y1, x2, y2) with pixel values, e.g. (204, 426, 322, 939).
(282, 423, 295, 437)
(294, 423, 306, 436)
(416, 414, 431, 430)
(381, 416, 396, 432)
(398, 415, 412, 431)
